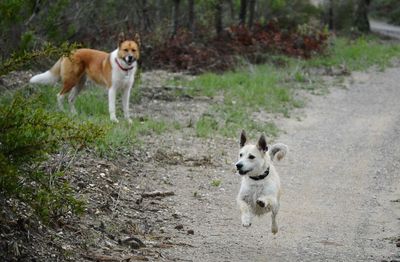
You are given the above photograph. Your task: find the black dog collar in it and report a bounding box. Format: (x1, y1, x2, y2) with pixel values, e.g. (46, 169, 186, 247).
(249, 167, 270, 181)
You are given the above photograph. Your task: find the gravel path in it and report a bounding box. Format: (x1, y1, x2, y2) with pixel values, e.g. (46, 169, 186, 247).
(371, 20, 400, 40)
(161, 68, 400, 261)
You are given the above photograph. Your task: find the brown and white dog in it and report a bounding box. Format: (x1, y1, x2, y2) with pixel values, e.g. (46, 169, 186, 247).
(29, 33, 140, 123)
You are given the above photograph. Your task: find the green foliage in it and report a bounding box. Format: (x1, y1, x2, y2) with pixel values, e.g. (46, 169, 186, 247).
(0, 42, 80, 76)
(211, 179, 222, 187)
(370, 0, 400, 25)
(306, 36, 400, 70)
(195, 106, 279, 138)
(22, 84, 169, 156)
(265, 0, 321, 28)
(44, 0, 71, 42)
(0, 93, 105, 222)
(0, 0, 29, 26)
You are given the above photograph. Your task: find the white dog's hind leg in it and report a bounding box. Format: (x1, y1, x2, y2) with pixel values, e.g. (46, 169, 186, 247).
(122, 86, 132, 123)
(238, 198, 253, 227)
(256, 197, 279, 234)
(108, 86, 118, 122)
(271, 202, 279, 234)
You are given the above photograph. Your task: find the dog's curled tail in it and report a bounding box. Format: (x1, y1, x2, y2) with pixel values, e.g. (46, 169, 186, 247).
(269, 143, 288, 161)
(29, 58, 62, 85)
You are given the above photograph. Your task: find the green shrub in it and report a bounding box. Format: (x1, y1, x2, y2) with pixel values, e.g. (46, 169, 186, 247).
(0, 42, 80, 76)
(0, 93, 105, 222)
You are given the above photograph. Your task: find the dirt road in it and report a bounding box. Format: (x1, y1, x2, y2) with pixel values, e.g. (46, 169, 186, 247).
(371, 20, 400, 40)
(158, 67, 400, 261)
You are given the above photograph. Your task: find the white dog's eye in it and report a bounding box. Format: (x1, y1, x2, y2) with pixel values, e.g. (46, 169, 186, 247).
(249, 155, 255, 159)
(239, 153, 243, 157)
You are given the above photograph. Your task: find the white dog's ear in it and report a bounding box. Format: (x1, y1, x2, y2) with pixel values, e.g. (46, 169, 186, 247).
(240, 130, 247, 148)
(257, 134, 268, 152)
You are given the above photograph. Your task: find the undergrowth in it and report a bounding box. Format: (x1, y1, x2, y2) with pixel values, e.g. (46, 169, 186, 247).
(1, 84, 170, 156)
(0, 93, 104, 223)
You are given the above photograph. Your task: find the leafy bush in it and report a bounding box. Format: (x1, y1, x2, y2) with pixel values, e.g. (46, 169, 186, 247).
(150, 21, 329, 73)
(0, 93, 105, 222)
(0, 42, 80, 76)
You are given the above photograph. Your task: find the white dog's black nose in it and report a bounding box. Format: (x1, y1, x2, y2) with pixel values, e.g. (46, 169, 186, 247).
(236, 163, 243, 170)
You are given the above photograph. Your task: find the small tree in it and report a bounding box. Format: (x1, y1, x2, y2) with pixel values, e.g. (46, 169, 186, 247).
(354, 0, 371, 33)
(188, 0, 195, 34)
(215, 0, 223, 35)
(172, 0, 181, 36)
(248, 0, 256, 28)
(239, 0, 247, 25)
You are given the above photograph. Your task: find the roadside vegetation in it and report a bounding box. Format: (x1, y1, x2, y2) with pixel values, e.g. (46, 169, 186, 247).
(1, 0, 400, 260)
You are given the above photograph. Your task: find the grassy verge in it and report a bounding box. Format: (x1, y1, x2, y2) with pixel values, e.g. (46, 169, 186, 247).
(178, 36, 400, 138)
(307, 36, 400, 70)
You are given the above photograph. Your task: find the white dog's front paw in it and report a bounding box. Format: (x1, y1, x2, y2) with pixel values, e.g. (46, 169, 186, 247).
(242, 221, 252, 227)
(126, 118, 133, 124)
(241, 216, 252, 227)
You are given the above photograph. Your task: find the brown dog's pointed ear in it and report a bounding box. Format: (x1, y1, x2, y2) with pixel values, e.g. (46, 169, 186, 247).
(118, 32, 126, 46)
(240, 130, 247, 148)
(257, 134, 268, 152)
(134, 33, 141, 46)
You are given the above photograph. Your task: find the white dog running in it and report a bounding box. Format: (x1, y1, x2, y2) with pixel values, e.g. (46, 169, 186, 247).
(235, 130, 288, 234)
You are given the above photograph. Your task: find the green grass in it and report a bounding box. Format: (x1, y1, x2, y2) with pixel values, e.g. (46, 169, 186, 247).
(179, 63, 302, 138)
(306, 36, 400, 70)
(185, 64, 296, 114)
(195, 106, 279, 138)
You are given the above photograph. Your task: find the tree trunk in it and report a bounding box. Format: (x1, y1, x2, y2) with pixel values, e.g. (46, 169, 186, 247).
(354, 0, 371, 33)
(239, 0, 247, 25)
(215, 0, 223, 36)
(227, 0, 235, 22)
(141, 0, 151, 32)
(188, 0, 195, 34)
(248, 0, 256, 29)
(172, 0, 180, 36)
(328, 0, 334, 31)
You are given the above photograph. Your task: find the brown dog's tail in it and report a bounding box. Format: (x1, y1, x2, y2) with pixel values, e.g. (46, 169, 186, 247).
(269, 143, 288, 161)
(29, 58, 61, 85)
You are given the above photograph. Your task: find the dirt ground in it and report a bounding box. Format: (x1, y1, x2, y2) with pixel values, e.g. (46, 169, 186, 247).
(147, 67, 400, 261)
(1, 64, 400, 261)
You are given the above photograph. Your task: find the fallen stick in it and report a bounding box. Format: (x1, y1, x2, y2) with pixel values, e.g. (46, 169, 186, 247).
(141, 191, 175, 198)
(81, 253, 120, 262)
